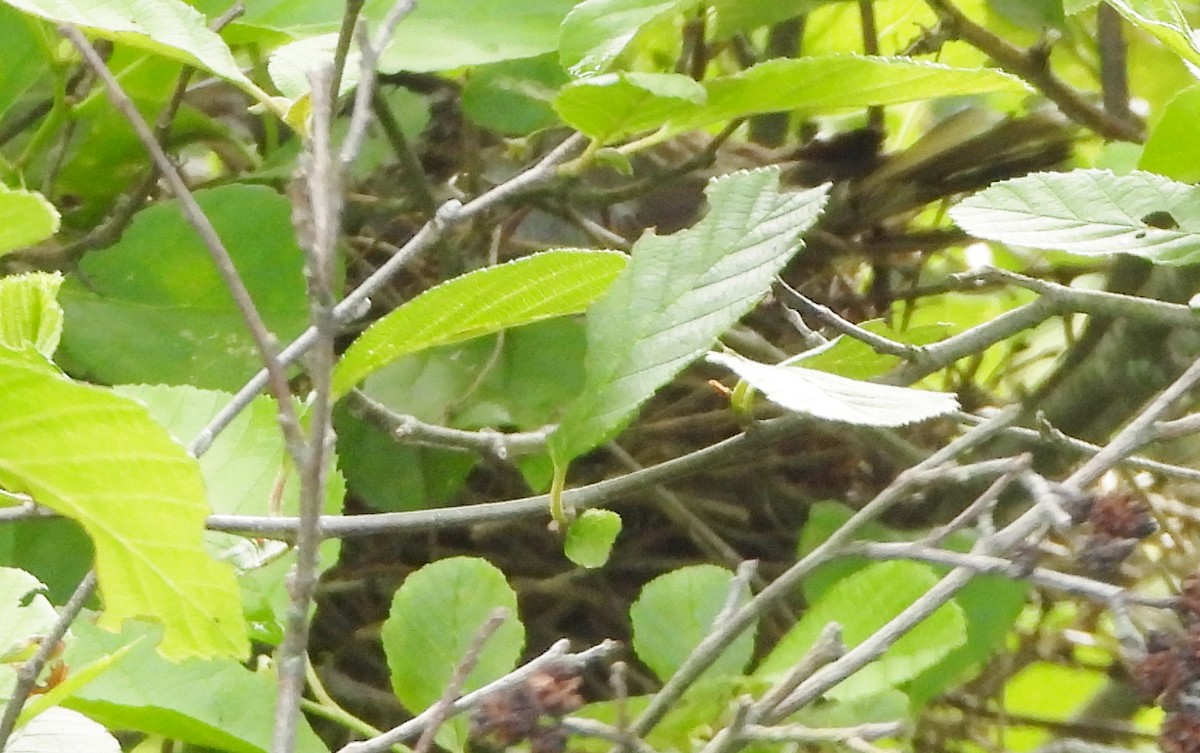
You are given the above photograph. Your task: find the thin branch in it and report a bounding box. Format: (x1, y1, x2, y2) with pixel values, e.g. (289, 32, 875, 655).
(59, 24, 304, 457)
(188, 133, 586, 457)
(0, 571, 97, 749)
(337, 639, 620, 753)
(922, 0, 1144, 142)
(412, 609, 509, 753)
(340, 0, 417, 166)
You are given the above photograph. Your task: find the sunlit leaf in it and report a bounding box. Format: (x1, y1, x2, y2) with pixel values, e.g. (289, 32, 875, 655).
(1140, 84, 1200, 183)
(0, 184, 59, 257)
(1105, 0, 1200, 67)
(0, 272, 63, 357)
(559, 0, 695, 76)
(0, 346, 249, 660)
(564, 509, 622, 568)
(7, 707, 121, 753)
(554, 72, 705, 143)
(950, 169, 1200, 264)
(333, 250, 627, 399)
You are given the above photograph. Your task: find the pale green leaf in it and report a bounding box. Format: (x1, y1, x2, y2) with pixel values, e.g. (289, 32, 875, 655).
(630, 565, 755, 682)
(707, 351, 959, 427)
(559, 0, 696, 76)
(1105, 0, 1200, 67)
(1, 0, 256, 92)
(667, 56, 1030, 132)
(115, 384, 343, 645)
(549, 169, 829, 463)
(0, 568, 57, 700)
(375, 0, 577, 73)
(708, 0, 809, 40)
(333, 249, 628, 399)
(0, 272, 63, 357)
(0, 185, 59, 257)
(59, 185, 311, 391)
(757, 561, 966, 701)
(64, 621, 328, 753)
(792, 321, 950, 381)
(553, 72, 705, 143)
(0, 346, 249, 659)
(564, 509, 622, 568)
(0, 4, 44, 120)
(267, 33, 360, 101)
(1140, 84, 1200, 183)
(950, 169, 1200, 264)
(383, 557, 524, 753)
(7, 707, 121, 753)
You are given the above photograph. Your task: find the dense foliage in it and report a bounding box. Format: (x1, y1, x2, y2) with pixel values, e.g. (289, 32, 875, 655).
(2, 0, 1200, 752)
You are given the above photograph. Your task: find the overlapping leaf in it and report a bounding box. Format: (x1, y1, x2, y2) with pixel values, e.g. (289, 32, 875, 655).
(951, 169, 1200, 264)
(1, 0, 259, 95)
(550, 169, 829, 463)
(559, 0, 695, 75)
(707, 351, 960, 427)
(333, 250, 628, 399)
(0, 272, 63, 357)
(0, 184, 59, 257)
(0, 346, 248, 659)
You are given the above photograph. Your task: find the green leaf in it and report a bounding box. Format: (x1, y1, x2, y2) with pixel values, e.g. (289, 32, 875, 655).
(0, 272, 63, 357)
(462, 55, 570, 136)
(0, 184, 59, 257)
(630, 565, 755, 682)
(707, 0, 808, 40)
(1104, 0, 1200, 67)
(757, 561, 967, 702)
(114, 384, 344, 645)
(553, 72, 705, 143)
(0, 568, 58, 699)
(64, 621, 328, 753)
(333, 249, 627, 399)
(667, 56, 1030, 132)
(950, 169, 1200, 265)
(549, 169, 829, 463)
(564, 509, 622, 568)
(375, 0, 578, 73)
(707, 351, 960, 427)
(267, 33, 360, 101)
(1, 0, 258, 94)
(383, 557, 525, 753)
(0, 5, 45, 120)
(0, 345, 249, 660)
(7, 707, 121, 753)
(59, 184, 311, 390)
(1140, 84, 1200, 183)
(559, 0, 696, 76)
(794, 321, 951, 381)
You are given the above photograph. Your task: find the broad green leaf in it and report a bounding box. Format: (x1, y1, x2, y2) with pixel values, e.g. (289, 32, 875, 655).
(375, 0, 578, 73)
(553, 72, 705, 143)
(564, 509, 622, 568)
(0, 185, 59, 257)
(7, 707, 121, 753)
(559, 0, 696, 76)
(333, 250, 627, 399)
(950, 169, 1200, 265)
(462, 55, 570, 136)
(383, 557, 524, 753)
(549, 169, 829, 463)
(0, 272, 63, 357)
(115, 384, 343, 645)
(0, 5, 43, 120)
(1104, 0, 1200, 67)
(667, 56, 1030, 132)
(630, 565, 755, 682)
(267, 33, 360, 101)
(707, 351, 960, 427)
(1140, 85, 1200, 183)
(757, 561, 967, 702)
(59, 185, 311, 391)
(1, 0, 258, 94)
(65, 621, 327, 753)
(708, 0, 809, 40)
(0, 345, 248, 659)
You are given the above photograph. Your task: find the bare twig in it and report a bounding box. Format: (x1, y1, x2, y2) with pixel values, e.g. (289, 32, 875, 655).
(340, 0, 417, 166)
(0, 571, 97, 749)
(60, 24, 304, 458)
(412, 609, 509, 753)
(338, 639, 620, 753)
